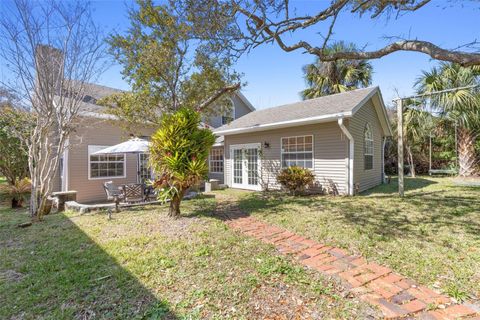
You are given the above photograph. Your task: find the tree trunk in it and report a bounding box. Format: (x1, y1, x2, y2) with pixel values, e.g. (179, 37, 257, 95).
(11, 198, 22, 208)
(457, 127, 478, 177)
(406, 146, 416, 178)
(168, 190, 185, 218)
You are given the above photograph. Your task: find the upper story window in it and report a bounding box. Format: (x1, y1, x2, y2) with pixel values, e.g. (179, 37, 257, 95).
(209, 148, 224, 173)
(88, 145, 125, 179)
(281, 135, 313, 169)
(364, 123, 374, 170)
(221, 98, 235, 125)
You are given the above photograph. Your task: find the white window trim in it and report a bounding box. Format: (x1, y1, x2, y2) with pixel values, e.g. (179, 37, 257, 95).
(209, 148, 224, 173)
(88, 145, 127, 180)
(280, 135, 314, 169)
(364, 123, 374, 171)
(137, 153, 153, 183)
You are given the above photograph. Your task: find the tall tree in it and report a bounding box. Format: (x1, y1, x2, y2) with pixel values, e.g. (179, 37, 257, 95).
(0, 88, 32, 186)
(0, 0, 107, 218)
(415, 63, 480, 176)
(301, 42, 372, 99)
(230, 0, 480, 66)
(100, 0, 241, 129)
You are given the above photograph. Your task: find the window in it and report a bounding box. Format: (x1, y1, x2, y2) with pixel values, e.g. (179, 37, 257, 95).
(88, 145, 125, 179)
(281, 135, 313, 169)
(138, 153, 152, 183)
(209, 148, 224, 173)
(364, 124, 374, 170)
(221, 99, 235, 125)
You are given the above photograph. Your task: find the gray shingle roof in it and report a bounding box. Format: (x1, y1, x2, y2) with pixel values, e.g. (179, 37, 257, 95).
(72, 81, 122, 114)
(214, 87, 379, 134)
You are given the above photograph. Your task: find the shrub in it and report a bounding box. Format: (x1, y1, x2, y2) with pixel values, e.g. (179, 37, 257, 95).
(276, 166, 315, 196)
(0, 178, 31, 208)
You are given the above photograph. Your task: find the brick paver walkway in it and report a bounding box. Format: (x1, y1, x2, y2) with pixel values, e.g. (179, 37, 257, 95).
(223, 212, 479, 319)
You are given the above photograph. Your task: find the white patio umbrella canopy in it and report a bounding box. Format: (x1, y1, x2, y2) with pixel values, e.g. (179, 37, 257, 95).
(92, 138, 150, 155)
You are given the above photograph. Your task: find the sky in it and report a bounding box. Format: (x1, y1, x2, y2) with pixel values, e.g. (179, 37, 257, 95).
(5, 0, 479, 110)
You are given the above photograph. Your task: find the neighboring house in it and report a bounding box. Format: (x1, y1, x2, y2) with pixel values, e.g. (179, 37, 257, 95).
(213, 87, 392, 195)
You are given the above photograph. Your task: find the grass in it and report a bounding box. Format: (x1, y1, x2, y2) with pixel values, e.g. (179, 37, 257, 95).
(0, 196, 375, 319)
(223, 177, 480, 302)
(0, 177, 8, 206)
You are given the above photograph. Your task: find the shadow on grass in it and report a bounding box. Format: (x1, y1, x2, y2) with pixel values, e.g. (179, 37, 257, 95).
(229, 178, 480, 241)
(0, 209, 178, 319)
(361, 177, 437, 196)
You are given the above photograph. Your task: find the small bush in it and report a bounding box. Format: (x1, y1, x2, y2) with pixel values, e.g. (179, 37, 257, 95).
(0, 177, 31, 208)
(276, 166, 315, 196)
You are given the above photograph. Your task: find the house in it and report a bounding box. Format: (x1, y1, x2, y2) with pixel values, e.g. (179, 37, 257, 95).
(34, 44, 255, 203)
(213, 87, 392, 195)
(51, 85, 254, 203)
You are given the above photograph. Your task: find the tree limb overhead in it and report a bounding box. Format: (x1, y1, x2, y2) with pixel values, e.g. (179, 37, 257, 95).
(234, 0, 480, 66)
(196, 83, 240, 112)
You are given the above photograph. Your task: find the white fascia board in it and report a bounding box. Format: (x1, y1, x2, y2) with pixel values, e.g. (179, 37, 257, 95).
(214, 112, 351, 136)
(351, 87, 393, 137)
(350, 87, 379, 115)
(375, 90, 393, 136)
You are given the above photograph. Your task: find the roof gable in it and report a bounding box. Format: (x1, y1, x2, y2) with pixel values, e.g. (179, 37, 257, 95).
(214, 87, 391, 136)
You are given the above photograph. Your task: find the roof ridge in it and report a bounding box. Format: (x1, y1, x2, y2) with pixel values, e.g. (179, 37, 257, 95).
(242, 86, 378, 115)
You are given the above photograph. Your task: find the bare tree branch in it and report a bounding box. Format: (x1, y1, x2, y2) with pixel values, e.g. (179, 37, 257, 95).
(196, 83, 240, 112)
(0, 0, 107, 218)
(234, 0, 480, 66)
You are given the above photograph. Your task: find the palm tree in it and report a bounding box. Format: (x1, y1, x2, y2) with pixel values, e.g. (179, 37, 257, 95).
(415, 63, 480, 176)
(301, 42, 373, 99)
(403, 104, 435, 177)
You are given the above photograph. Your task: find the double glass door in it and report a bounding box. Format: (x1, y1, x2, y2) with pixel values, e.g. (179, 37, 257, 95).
(137, 153, 152, 183)
(231, 144, 261, 190)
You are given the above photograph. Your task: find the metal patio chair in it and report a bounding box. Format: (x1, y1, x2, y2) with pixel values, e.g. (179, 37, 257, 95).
(122, 183, 145, 203)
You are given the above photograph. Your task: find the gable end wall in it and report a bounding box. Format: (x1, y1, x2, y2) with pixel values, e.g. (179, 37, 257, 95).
(349, 99, 384, 192)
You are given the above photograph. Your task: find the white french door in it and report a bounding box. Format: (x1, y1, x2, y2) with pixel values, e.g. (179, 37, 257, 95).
(137, 153, 152, 183)
(230, 143, 261, 191)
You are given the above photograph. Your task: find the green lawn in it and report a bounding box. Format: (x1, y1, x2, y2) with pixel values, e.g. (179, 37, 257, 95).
(226, 177, 480, 302)
(0, 197, 375, 319)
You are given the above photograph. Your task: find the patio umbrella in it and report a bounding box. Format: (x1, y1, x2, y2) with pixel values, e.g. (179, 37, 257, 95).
(92, 137, 150, 155)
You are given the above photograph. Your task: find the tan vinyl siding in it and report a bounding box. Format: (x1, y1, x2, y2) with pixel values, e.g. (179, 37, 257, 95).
(349, 100, 384, 192)
(65, 117, 155, 203)
(224, 122, 349, 194)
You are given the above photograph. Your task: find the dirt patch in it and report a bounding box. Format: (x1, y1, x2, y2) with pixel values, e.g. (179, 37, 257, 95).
(452, 177, 480, 186)
(92, 209, 210, 242)
(0, 269, 25, 282)
(247, 281, 377, 319)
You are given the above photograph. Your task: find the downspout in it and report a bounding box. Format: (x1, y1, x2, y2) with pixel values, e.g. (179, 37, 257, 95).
(338, 118, 354, 195)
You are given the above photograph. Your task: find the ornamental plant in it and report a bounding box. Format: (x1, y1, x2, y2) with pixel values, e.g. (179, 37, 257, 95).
(276, 166, 315, 196)
(0, 178, 31, 208)
(150, 108, 215, 218)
